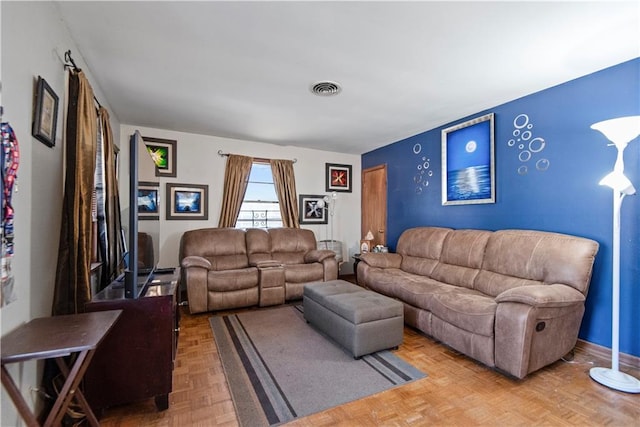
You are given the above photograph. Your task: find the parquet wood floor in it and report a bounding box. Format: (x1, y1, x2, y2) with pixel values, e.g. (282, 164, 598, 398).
(98, 301, 640, 426)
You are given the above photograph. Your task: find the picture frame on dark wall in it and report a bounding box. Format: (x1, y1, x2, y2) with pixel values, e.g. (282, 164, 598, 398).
(441, 113, 495, 206)
(143, 136, 177, 177)
(32, 76, 59, 148)
(326, 163, 352, 192)
(166, 183, 208, 220)
(298, 194, 328, 224)
(138, 181, 159, 220)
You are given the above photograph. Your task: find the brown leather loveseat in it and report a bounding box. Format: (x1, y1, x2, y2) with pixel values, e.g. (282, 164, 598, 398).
(357, 227, 599, 379)
(180, 227, 338, 314)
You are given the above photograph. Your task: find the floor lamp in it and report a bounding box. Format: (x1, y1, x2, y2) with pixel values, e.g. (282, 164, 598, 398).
(589, 115, 640, 394)
(317, 192, 342, 262)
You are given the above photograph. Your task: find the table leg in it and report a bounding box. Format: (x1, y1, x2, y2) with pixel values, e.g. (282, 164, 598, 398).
(1, 365, 39, 427)
(44, 350, 98, 427)
(53, 352, 101, 426)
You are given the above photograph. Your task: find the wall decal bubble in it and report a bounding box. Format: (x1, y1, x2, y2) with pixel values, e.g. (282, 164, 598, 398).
(536, 158, 550, 171)
(514, 114, 529, 129)
(412, 144, 431, 194)
(519, 150, 532, 162)
(508, 114, 550, 175)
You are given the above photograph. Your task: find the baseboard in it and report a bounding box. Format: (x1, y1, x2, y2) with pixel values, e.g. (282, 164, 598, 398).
(576, 339, 640, 370)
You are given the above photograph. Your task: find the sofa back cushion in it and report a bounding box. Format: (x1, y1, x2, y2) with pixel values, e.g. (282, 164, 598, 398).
(268, 228, 317, 265)
(431, 229, 491, 289)
(246, 228, 272, 265)
(475, 229, 599, 297)
(397, 227, 452, 277)
(180, 228, 249, 271)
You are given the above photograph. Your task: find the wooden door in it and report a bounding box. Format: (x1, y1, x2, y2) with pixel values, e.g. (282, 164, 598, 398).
(362, 164, 387, 247)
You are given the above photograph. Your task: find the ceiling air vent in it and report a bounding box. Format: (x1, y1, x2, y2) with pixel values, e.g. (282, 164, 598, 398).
(311, 81, 342, 96)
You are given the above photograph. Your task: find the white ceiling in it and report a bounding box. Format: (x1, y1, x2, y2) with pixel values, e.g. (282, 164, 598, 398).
(55, 1, 640, 155)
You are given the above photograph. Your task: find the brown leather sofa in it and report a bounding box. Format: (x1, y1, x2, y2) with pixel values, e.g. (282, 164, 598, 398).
(179, 227, 338, 314)
(357, 227, 599, 379)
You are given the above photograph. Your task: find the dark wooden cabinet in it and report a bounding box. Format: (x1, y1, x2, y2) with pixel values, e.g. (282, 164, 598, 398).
(84, 270, 179, 414)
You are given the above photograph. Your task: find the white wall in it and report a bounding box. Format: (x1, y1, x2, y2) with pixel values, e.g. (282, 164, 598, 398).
(120, 125, 361, 274)
(1, 2, 120, 425)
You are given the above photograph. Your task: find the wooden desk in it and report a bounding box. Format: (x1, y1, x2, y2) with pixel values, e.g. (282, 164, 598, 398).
(1, 310, 122, 427)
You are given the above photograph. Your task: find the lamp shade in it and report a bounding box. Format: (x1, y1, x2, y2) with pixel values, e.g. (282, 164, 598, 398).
(591, 116, 640, 148)
(599, 171, 636, 195)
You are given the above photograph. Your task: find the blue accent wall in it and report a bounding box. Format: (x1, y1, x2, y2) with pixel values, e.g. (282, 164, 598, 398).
(363, 58, 640, 358)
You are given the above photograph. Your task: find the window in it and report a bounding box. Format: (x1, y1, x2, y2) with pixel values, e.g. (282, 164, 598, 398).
(236, 162, 283, 229)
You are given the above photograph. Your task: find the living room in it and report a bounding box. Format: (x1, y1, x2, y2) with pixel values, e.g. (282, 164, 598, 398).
(2, 1, 639, 426)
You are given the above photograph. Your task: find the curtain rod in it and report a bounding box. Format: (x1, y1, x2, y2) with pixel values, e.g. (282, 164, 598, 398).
(217, 150, 297, 164)
(64, 50, 103, 109)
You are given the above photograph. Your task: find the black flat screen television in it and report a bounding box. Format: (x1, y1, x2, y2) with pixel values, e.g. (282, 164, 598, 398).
(124, 131, 155, 298)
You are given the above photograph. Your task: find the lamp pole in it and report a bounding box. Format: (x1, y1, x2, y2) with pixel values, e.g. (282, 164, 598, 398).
(589, 115, 640, 393)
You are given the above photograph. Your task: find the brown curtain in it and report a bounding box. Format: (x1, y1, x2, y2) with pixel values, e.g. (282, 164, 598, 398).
(217, 154, 253, 227)
(52, 71, 98, 315)
(270, 159, 299, 228)
(98, 107, 123, 287)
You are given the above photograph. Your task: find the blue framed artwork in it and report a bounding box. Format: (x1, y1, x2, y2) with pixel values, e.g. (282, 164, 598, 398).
(138, 181, 159, 220)
(441, 113, 495, 205)
(166, 183, 208, 220)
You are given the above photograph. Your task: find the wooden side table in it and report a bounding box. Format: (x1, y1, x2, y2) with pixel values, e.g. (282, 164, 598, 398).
(352, 253, 362, 284)
(1, 310, 122, 427)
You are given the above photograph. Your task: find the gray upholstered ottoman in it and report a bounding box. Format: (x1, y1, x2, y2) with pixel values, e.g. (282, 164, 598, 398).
(303, 280, 404, 358)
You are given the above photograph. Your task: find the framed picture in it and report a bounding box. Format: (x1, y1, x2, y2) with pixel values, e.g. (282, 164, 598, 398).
(299, 194, 328, 224)
(138, 181, 159, 220)
(166, 183, 208, 220)
(441, 113, 495, 206)
(360, 240, 372, 253)
(32, 76, 59, 147)
(326, 163, 352, 192)
(143, 136, 177, 178)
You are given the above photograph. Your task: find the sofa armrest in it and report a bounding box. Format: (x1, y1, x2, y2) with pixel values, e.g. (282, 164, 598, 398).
(495, 284, 585, 308)
(359, 252, 402, 269)
(180, 256, 211, 314)
(304, 249, 335, 263)
(181, 255, 212, 270)
(255, 260, 284, 269)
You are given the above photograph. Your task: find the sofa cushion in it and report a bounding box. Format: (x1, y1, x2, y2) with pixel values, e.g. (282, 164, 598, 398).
(474, 270, 542, 298)
(181, 228, 249, 270)
(476, 229, 599, 296)
(207, 268, 259, 292)
(269, 228, 316, 256)
(284, 263, 324, 283)
(395, 276, 464, 312)
(397, 227, 451, 276)
(431, 229, 491, 289)
(430, 291, 497, 337)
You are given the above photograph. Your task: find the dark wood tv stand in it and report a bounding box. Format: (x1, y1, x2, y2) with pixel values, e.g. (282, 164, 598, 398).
(84, 269, 180, 415)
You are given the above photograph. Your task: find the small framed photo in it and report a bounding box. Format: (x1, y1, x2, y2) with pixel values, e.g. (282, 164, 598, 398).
(441, 113, 495, 206)
(299, 194, 328, 224)
(326, 163, 352, 192)
(143, 136, 177, 178)
(32, 76, 59, 147)
(138, 181, 159, 220)
(166, 183, 208, 220)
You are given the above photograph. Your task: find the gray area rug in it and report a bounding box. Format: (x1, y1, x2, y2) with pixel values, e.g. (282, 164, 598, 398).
(209, 304, 426, 426)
